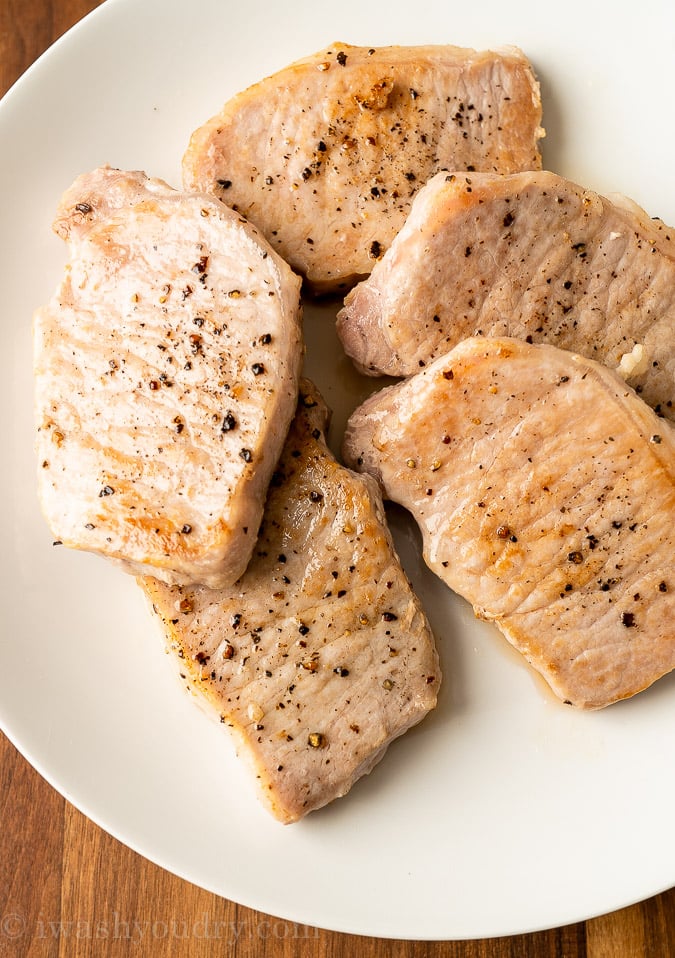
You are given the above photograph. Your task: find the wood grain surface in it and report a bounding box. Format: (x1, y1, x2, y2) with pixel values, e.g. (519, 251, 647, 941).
(2, 1, 674, 955)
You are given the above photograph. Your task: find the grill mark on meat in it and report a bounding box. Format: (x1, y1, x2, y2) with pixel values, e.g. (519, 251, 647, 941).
(183, 43, 543, 293)
(34, 167, 303, 588)
(140, 381, 440, 822)
(343, 337, 675, 710)
(337, 170, 675, 422)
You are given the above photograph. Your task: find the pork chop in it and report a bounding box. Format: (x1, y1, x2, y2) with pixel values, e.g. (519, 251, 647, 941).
(337, 170, 675, 422)
(34, 166, 303, 589)
(182, 42, 544, 293)
(140, 381, 440, 823)
(343, 337, 675, 709)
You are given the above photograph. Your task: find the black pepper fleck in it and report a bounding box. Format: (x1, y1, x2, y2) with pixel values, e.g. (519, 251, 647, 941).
(221, 412, 237, 432)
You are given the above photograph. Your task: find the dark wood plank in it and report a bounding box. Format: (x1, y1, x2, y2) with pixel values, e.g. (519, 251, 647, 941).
(0, 0, 104, 98)
(586, 890, 675, 958)
(0, 734, 64, 958)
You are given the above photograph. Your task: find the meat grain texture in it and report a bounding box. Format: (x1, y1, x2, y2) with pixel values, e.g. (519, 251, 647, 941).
(343, 337, 675, 709)
(34, 167, 303, 588)
(337, 170, 675, 422)
(141, 382, 440, 823)
(183, 42, 544, 292)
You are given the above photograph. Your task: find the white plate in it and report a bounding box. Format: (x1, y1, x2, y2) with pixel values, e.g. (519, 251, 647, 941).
(2, 0, 674, 940)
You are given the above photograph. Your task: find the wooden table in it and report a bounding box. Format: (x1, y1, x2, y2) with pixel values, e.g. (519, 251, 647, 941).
(2, 2, 675, 954)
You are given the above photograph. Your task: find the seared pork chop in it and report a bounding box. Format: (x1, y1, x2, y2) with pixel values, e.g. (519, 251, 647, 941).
(140, 381, 440, 823)
(337, 170, 675, 422)
(34, 167, 303, 589)
(343, 337, 675, 709)
(183, 43, 544, 292)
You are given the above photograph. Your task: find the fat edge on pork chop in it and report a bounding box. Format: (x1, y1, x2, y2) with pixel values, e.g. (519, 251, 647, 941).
(34, 167, 303, 589)
(343, 337, 675, 710)
(337, 169, 675, 423)
(140, 381, 440, 823)
(183, 42, 544, 292)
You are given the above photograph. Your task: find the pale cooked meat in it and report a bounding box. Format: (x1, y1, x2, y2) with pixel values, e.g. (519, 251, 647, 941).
(140, 381, 440, 823)
(337, 170, 675, 422)
(343, 337, 675, 709)
(34, 166, 303, 589)
(182, 42, 544, 293)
